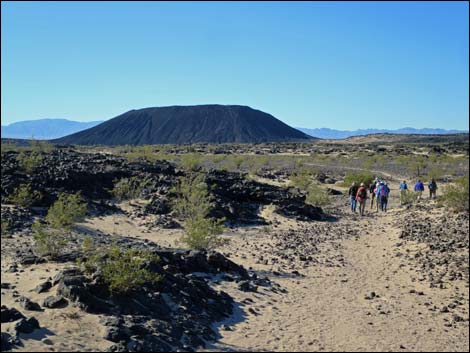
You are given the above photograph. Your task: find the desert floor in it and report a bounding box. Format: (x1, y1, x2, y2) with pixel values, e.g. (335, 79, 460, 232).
(2, 180, 469, 352)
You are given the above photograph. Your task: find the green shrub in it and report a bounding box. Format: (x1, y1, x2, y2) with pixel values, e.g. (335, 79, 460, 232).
(173, 174, 212, 220)
(290, 170, 331, 208)
(439, 175, 469, 212)
(399, 155, 428, 177)
(80, 245, 161, 295)
(245, 155, 269, 174)
(342, 172, 375, 187)
(306, 183, 331, 207)
(32, 221, 69, 259)
(230, 155, 245, 171)
(1, 219, 11, 236)
(425, 167, 446, 182)
(400, 189, 419, 205)
(173, 174, 226, 250)
(46, 192, 87, 230)
(211, 154, 227, 164)
(180, 153, 202, 171)
(290, 171, 314, 191)
(8, 184, 42, 207)
(111, 177, 142, 201)
(31, 139, 54, 153)
(179, 215, 226, 251)
(16, 151, 43, 174)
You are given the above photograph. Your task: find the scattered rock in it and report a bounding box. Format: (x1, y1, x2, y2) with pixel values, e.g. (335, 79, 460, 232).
(14, 317, 40, 334)
(42, 296, 68, 309)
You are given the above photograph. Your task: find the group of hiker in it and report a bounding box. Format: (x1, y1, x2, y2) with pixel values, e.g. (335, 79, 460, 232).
(348, 177, 438, 216)
(404, 178, 438, 200)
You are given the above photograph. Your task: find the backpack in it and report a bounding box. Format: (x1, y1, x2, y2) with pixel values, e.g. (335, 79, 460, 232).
(358, 187, 367, 199)
(379, 186, 388, 197)
(429, 182, 436, 191)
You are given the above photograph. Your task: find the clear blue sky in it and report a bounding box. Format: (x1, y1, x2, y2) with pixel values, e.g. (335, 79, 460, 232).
(1, 1, 469, 130)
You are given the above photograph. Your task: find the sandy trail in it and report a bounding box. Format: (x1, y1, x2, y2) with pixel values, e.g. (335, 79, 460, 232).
(204, 202, 469, 351)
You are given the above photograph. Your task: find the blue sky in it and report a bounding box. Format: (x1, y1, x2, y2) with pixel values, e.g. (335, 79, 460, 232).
(1, 1, 469, 130)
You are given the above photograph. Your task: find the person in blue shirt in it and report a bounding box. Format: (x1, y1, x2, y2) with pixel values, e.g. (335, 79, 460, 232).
(414, 180, 425, 200)
(378, 182, 390, 212)
(399, 180, 408, 205)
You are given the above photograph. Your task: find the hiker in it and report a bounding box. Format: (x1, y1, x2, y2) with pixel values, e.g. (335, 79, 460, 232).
(399, 180, 408, 205)
(356, 182, 368, 216)
(379, 182, 390, 212)
(428, 178, 438, 199)
(348, 182, 359, 213)
(374, 181, 381, 212)
(369, 181, 377, 209)
(414, 179, 425, 200)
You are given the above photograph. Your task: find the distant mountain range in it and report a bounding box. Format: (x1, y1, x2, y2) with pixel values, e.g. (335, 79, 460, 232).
(55, 105, 312, 145)
(1, 119, 103, 140)
(297, 127, 469, 139)
(1, 117, 467, 141)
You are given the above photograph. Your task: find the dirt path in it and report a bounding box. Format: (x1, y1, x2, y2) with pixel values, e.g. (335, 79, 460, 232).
(204, 202, 469, 351)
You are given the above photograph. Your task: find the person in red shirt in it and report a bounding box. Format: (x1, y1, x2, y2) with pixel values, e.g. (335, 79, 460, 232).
(356, 183, 368, 216)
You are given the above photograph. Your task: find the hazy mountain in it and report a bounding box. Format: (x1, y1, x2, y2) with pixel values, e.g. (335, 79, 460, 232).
(1, 119, 103, 140)
(297, 127, 468, 139)
(55, 105, 313, 145)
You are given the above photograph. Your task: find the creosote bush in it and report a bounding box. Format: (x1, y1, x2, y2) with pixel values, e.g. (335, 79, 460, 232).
(46, 192, 87, 230)
(111, 177, 146, 201)
(16, 151, 43, 174)
(290, 170, 331, 207)
(342, 172, 375, 187)
(8, 183, 42, 207)
(79, 244, 161, 295)
(400, 189, 419, 205)
(439, 175, 469, 212)
(1, 219, 11, 236)
(173, 174, 226, 251)
(32, 222, 69, 259)
(33, 192, 87, 259)
(179, 215, 225, 251)
(306, 183, 331, 207)
(180, 153, 202, 171)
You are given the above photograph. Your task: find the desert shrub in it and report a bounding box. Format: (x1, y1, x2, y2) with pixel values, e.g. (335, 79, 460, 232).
(32, 221, 69, 259)
(16, 151, 43, 174)
(342, 172, 375, 187)
(173, 174, 212, 220)
(1, 219, 11, 236)
(306, 183, 331, 207)
(362, 155, 378, 171)
(111, 177, 144, 201)
(179, 215, 225, 251)
(290, 170, 331, 207)
(290, 171, 314, 191)
(425, 167, 446, 182)
(31, 139, 54, 153)
(439, 175, 469, 212)
(230, 155, 245, 171)
(8, 183, 42, 207)
(211, 154, 227, 164)
(173, 174, 226, 250)
(245, 155, 269, 174)
(180, 153, 202, 171)
(32, 192, 86, 258)
(1, 142, 19, 154)
(121, 145, 175, 163)
(80, 245, 161, 295)
(407, 155, 428, 177)
(400, 189, 419, 205)
(46, 192, 87, 230)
